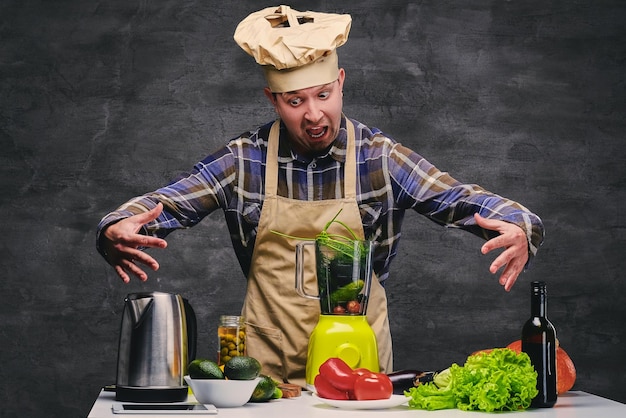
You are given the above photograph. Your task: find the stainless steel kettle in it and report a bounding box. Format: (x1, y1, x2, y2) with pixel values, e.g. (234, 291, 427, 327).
(115, 291, 197, 402)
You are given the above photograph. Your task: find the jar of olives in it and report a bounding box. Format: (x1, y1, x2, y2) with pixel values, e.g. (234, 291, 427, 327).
(217, 315, 246, 365)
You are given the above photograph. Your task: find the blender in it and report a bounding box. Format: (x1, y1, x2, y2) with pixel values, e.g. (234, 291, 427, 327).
(296, 238, 379, 390)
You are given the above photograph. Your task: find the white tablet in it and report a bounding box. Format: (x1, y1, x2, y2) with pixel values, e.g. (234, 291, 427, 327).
(111, 402, 217, 415)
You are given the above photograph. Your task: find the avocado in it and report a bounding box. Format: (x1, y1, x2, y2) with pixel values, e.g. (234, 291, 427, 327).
(249, 374, 278, 402)
(188, 359, 224, 379)
(223, 356, 262, 380)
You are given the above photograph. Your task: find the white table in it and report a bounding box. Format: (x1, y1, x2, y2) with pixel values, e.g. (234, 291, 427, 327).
(87, 389, 626, 418)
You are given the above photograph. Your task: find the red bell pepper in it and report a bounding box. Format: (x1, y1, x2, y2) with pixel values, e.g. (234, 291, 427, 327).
(314, 373, 350, 400)
(353, 372, 393, 400)
(314, 358, 393, 401)
(318, 357, 357, 391)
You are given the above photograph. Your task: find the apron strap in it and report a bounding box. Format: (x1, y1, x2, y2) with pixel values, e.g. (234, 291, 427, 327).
(265, 120, 281, 198)
(344, 118, 357, 199)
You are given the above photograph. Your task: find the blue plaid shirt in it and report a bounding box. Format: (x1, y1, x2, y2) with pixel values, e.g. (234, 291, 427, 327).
(97, 116, 544, 282)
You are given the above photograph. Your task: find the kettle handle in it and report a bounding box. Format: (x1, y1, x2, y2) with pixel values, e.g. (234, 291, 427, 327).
(183, 298, 197, 361)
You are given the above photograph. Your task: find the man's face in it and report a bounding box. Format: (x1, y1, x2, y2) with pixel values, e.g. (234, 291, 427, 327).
(265, 69, 345, 157)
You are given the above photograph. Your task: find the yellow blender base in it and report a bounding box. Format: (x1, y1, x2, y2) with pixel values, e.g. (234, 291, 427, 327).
(305, 315, 379, 390)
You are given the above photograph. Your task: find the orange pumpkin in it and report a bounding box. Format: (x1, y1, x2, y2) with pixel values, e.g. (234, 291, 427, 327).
(506, 340, 522, 353)
(506, 339, 576, 394)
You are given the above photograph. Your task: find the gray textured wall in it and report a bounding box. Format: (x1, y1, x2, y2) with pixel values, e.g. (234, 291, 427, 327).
(1, 1, 625, 417)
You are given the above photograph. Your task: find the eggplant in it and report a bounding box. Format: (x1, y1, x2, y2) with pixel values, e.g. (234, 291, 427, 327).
(387, 370, 437, 395)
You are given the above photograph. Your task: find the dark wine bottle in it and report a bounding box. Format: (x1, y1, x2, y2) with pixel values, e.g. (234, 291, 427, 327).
(522, 281, 557, 408)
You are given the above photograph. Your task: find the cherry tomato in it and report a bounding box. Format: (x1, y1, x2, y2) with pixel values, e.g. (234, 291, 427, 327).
(353, 373, 393, 400)
(314, 373, 350, 400)
(333, 305, 346, 314)
(318, 358, 357, 391)
(346, 300, 361, 313)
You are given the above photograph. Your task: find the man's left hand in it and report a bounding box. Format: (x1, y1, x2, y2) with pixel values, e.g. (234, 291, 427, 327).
(474, 213, 529, 292)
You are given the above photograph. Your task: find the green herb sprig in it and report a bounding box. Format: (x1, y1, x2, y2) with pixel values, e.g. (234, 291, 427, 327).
(271, 209, 364, 259)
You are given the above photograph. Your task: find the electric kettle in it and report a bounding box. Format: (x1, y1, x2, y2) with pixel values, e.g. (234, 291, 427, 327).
(115, 291, 197, 402)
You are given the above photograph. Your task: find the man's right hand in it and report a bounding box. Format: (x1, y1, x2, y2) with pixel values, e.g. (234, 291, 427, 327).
(101, 203, 168, 283)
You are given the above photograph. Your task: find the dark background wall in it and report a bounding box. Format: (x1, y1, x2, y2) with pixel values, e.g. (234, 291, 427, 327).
(1, 1, 624, 416)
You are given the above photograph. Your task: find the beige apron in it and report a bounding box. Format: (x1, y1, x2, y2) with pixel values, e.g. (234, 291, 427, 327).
(242, 119, 393, 387)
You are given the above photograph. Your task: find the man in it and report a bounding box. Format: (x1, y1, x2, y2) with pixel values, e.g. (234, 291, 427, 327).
(97, 6, 544, 386)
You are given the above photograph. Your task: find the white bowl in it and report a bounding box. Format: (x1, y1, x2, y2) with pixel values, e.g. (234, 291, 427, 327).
(184, 375, 261, 408)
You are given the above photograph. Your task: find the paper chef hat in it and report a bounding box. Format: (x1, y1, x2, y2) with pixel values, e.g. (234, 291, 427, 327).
(234, 5, 352, 92)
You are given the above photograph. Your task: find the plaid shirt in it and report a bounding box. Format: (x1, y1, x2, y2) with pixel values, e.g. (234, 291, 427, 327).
(97, 116, 544, 283)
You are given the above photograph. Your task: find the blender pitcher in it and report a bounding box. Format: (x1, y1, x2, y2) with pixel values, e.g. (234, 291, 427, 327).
(295, 238, 379, 390)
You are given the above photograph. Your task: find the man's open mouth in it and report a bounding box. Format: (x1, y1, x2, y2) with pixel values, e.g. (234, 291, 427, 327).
(307, 126, 327, 139)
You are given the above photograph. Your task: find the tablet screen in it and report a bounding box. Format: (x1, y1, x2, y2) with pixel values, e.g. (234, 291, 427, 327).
(111, 403, 217, 415)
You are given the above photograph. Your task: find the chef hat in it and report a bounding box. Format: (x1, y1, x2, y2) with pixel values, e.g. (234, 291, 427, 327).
(234, 5, 352, 92)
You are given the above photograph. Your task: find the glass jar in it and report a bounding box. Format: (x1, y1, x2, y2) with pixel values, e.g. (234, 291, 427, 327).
(217, 315, 246, 365)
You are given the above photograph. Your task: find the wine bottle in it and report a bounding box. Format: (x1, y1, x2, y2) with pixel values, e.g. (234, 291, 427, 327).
(522, 281, 557, 408)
